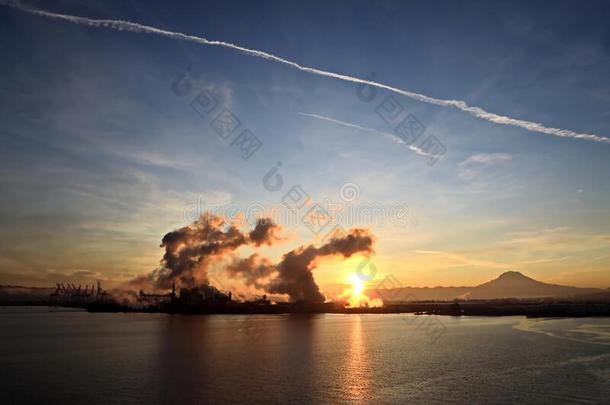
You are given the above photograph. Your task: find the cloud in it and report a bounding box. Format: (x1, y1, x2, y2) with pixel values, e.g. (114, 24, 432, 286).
(459, 153, 513, 166)
(413, 249, 514, 270)
(4, 1, 610, 144)
(433, 228, 610, 270)
(299, 112, 435, 158)
(113, 150, 193, 169)
(458, 153, 512, 181)
(500, 227, 610, 254)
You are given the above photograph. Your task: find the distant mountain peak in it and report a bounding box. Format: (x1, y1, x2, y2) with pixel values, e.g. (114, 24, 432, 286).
(470, 271, 597, 299)
(476, 271, 544, 290)
(496, 271, 534, 281)
(371, 271, 605, 301)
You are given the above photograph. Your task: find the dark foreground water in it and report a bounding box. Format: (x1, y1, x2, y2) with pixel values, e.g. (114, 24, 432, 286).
(1, 307, 609, 404)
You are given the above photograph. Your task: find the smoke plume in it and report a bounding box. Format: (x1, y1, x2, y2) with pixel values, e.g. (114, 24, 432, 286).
(226, 253, 275, 290)
(131, 213, 281, 290)
(249, 218, 282, 246)
(128, 212, 374, 303)
(227, 228, 375, 303)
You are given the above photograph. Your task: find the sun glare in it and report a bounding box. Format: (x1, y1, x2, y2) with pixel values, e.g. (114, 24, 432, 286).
(349, 273, 364, 297)
(340, 271, 384, 308)
(343, 273, 366, 307)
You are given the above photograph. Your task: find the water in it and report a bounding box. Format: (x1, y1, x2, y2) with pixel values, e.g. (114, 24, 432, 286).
(1, 307, 609, 404)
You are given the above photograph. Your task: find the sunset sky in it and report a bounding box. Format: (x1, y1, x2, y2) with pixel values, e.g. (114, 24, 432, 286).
(1, 0, 609, 294)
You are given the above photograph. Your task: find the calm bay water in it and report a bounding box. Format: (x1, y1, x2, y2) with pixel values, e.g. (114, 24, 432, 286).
(1, 307, 609, 404)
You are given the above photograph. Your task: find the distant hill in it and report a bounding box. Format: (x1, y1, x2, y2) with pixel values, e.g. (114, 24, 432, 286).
(370, 271, 609, 302)
(469, 271, 602, 299)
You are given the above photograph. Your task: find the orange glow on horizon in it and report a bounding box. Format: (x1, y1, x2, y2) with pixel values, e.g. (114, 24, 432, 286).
(341, 273, 382, 308)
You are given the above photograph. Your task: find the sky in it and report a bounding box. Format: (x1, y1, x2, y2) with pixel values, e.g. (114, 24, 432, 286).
(1, 0, 609, 294)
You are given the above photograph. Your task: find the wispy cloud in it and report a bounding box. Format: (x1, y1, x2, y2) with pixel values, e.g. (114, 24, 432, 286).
(411, 227, 610, 279)
(113, 150, 193, 169)
(458, 153, 512, 181)
(299, 112, 434, 158)
(413, 249, 515, 270)
(459, 153, 513, 166)
(3, 1, 610, 144)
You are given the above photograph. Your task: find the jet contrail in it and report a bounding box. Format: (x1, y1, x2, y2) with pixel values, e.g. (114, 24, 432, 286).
(299, 112, 435, 158)
(4, 1, 609, 144)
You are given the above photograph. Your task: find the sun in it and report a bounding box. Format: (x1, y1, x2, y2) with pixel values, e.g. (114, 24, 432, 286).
(349, 273, 364, 297)
(344, 273, 365, 307)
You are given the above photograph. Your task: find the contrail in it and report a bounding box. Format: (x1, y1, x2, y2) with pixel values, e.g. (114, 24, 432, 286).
(4, 1, 609, 144)
(299, 112, 435, 158)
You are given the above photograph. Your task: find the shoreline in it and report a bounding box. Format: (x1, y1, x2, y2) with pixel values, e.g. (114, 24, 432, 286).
(3, 301, 610, 318)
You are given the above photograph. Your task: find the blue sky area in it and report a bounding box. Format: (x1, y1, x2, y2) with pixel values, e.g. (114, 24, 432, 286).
(1, 0, 609, 291)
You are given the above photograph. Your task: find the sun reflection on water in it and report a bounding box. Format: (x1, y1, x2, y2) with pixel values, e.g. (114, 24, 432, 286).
(341, 315, 371, 402)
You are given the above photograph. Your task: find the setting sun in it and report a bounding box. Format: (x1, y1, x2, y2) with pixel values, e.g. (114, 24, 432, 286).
(349, 273, 364, 297)
(2, 1, 610, 403)
(343, 272, 382, 308)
